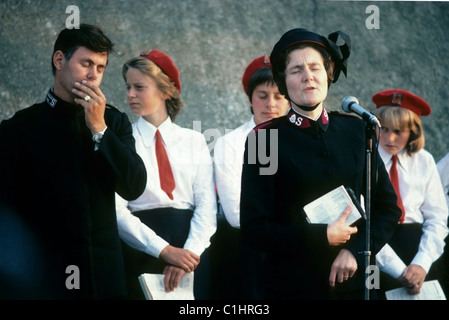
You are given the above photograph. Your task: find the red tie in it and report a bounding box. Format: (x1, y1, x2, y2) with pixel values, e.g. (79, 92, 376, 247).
(390, 155, 405, 223)
(155, 129, 175, 200)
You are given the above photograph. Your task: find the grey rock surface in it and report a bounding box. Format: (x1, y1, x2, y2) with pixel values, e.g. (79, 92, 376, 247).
(1, 0, 448, 160)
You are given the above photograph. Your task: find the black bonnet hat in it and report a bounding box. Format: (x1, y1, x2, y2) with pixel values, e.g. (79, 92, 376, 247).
(270, 28, 351, 84)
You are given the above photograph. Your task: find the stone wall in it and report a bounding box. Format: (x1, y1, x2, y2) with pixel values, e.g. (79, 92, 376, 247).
(1, 0, 448, 160)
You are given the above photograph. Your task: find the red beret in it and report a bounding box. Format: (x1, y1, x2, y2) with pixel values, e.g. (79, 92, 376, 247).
(241, 55, 271, 95)
(372, 89, 431, 116)
(139, 49, 181, 93)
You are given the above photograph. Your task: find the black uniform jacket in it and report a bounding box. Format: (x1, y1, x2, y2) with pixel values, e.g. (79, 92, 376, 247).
(0, 89, 147, 299)
(240, 108, 401, 299)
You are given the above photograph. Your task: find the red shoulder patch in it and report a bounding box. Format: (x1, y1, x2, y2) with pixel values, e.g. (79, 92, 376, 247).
(253, 116, 283, 132)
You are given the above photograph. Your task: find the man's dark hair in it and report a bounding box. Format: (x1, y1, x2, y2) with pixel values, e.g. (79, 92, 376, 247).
(51, 24, 114, 75)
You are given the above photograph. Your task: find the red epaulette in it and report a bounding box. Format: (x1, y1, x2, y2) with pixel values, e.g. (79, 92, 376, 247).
(253, 116, 284, 132)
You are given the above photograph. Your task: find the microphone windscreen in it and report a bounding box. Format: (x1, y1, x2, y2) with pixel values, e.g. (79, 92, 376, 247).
(341, 96, 359, 113)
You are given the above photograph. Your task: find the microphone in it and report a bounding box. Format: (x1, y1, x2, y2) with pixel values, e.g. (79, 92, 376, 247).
(341, 96, 381, 127)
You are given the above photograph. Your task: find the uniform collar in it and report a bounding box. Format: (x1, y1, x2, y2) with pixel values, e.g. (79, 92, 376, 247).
(379, 147, 409, 173)
(46, 88, 58, 107)
(137, 116, 173, 147)
(45, 88, 83, 116)
(286, 107, 329, 132)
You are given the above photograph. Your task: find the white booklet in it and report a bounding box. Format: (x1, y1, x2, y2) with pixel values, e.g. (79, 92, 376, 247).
(385, 280, 446, 300)
(303, 185, 363, 225)
(138, 272, 195, 300)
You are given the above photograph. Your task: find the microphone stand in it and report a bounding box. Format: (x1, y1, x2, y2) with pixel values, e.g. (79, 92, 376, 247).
(363, 121, 377, 300)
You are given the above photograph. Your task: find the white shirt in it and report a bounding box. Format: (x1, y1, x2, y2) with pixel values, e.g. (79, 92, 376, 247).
(213, 116, 256, 228)
(376, 147, 449, 278)
(437, 152, 449, 209)
(116, 116, 217, 258)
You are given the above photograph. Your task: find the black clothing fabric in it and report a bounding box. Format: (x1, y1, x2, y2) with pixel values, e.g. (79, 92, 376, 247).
(121, 207, 211, 300)
(209, 213, 265, 300)
(240, 108, 402, 300)
(0, 89, 147, 299)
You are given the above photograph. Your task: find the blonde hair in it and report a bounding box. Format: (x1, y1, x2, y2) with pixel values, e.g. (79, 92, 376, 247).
(374, 106, 425, 155)
(122, 57, 184, 121)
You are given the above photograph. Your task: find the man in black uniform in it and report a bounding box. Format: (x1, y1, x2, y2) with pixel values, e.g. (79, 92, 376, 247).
(0, 24, 147, 299)
(240, 28, 401, 299)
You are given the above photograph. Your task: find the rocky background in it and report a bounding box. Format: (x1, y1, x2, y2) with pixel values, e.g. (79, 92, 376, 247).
(1, 0, 448, 161)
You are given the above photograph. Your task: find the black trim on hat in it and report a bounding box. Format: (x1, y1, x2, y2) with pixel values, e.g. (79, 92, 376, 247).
(326, 31, 351, 83)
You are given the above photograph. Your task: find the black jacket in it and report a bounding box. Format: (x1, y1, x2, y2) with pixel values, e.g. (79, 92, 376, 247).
(240, 108, 401, 299)
(0, 89, 147, 299)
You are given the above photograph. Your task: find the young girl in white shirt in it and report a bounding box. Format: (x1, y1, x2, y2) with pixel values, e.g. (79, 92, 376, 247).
(116, 49, 217, 300)
(373, 89, 448, 298)
(211, 55, 289, 299)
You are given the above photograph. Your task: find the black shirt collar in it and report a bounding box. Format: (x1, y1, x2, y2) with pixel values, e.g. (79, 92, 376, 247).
(46, 88, 83, 116)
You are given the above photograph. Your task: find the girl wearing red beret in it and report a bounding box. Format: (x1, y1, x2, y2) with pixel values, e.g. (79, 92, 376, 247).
(211, 55, 289, 299)
(214, 55, 290, 229)
(115, 50, 217, 300)
(373, 89, 449, 298)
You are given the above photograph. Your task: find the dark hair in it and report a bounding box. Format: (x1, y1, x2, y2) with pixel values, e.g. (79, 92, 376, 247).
(51, 24, 114, 75)
(271, 42, 334, 98)
(246, 67, 277, 104)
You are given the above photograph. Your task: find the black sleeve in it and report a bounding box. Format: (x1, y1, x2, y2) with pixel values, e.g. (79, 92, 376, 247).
(99, 109, 147, 201)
